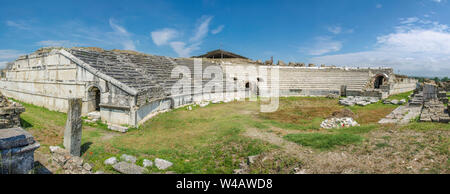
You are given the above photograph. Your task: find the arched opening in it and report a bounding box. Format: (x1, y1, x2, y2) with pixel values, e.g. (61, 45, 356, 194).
(88, 87, 101, 112)
(245, 82, 250, 89)
(374, 76, 384, 89)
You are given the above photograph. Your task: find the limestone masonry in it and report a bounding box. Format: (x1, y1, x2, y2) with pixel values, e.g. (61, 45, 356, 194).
(0, 47, 418, 127)
(0, 92, 39, 174)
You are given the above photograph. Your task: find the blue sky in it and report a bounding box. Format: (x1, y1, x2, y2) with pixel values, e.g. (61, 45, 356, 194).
(1, 0, 449, 77)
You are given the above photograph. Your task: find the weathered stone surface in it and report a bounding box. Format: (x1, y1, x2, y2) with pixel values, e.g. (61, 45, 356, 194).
(339, 96, 379, 107)
(378, 106, 421, 124)
(0, 128, 40, 174)
(0, 92, 25, 129)
(320, 117, 359, 129)
(154, 158, 173, 170)
(113, 161, 146, 174)
(63, 98, 83, 156)
(108, 124, 128, 133)
(143, 159, 153, 167)
(199, 102, 209, 108)
(49, 145, 93, 174)
(247, 155, 259, 165)
(120, 154, 137, 163)
(0, 127, 35, 150)
(277, 60, 285, 66)
(83, 163, 92, 171)
(87, 111, 101, 120)
(326, 93, 340, 99)
(104, 157, 118, 165)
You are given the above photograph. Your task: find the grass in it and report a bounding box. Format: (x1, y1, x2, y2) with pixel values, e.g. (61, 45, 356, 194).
(386, 91, 413, 101)
(284, 133, 363, 150)
(18, 99, 279, 174)
(14, 93, 449, 174)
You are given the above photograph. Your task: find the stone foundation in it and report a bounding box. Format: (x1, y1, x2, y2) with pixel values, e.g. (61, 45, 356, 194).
(0, 128, 40, 174)
(0, 93, 24, 129)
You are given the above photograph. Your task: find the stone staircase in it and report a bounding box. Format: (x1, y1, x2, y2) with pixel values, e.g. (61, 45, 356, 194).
(278, 69, 370, 92)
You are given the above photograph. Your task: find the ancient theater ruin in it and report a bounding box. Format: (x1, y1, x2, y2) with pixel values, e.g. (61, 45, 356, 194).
(0, 47, 418, 128)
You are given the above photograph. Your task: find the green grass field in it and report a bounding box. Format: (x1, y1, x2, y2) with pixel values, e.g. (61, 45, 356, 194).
(15, 91, 450, 174)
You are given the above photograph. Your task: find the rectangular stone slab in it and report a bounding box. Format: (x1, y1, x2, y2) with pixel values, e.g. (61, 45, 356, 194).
(0, 128, 35, 150)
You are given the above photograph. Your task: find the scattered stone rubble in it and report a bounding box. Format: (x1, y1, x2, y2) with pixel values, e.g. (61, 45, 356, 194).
(0, 93, 25, 129)
(0, 92, 40, 174)
(379, 83, 449, 124)
(320, 109, 359, 129)
(154, 158, 173, 170)
(107, 124, 129, 133)
(378, 105, 422, 124)
(339, 96, 380, 106)
(418, 83, 449, 123)
(420, 100, 449, 123)
(84, 111, 100, 123)
(320, 117, 359, 129)
(49, 146, 93, 174)
(383, 99, 407, 105)
(104, 154, 173, 174)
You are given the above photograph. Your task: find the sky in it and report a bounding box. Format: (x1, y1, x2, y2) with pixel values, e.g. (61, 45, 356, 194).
(0, 0, 449, 77)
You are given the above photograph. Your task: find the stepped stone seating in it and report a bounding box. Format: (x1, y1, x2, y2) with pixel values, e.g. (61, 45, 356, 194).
(69, 49, 228, 106)
(278, 69, 371, 93)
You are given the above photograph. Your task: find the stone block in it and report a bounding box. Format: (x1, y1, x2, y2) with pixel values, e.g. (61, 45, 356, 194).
(113, 162, 146, 174)
(0, 127, 40, 174)
(64, 98, 83, 156)
(108, 124, 128, 133)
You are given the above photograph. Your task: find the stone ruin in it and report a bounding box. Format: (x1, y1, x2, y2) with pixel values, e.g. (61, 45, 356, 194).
(0, 92, 40, 174)
(378, 83, 449, 125)
(413, 83, 450, 123)
(0, 93, 25, 129)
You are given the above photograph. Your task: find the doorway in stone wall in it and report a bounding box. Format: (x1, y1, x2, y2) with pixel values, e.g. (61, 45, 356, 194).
(88, 87, 101, 112)
(374, 76, 384, 89)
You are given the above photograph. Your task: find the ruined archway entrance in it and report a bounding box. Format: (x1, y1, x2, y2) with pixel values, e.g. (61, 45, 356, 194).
(374, 76, 384, 89)
(88, 86, 101, 112)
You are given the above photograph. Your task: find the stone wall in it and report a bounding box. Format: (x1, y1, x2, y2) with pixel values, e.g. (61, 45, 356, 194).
(0, 92, 24, 129)
(0, 51, 137, 126)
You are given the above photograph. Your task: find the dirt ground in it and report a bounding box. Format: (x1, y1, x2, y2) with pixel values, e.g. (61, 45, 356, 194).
(244, 125, 449, 174)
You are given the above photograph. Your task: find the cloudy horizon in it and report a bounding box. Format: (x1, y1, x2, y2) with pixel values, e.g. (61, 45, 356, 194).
(0, 0, 449, 77)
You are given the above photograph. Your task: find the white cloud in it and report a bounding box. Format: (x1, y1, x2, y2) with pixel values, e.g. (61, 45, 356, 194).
(0, 50, 23, 60)
(400, 17, 420, 24)
(431, 0, 442, 3)
(151, 28, 178, 46)
(169, 41, 200, 57)
(212, 25, 225, 34)
(108, 18, 136, 50)
(310, 18, 450, 77)
(300, 36, 342, 56)
(152, 15, 221, 57)
(328, 26, 342, 34)
(190, 15, 213, 42)
(5, 20, 30, 30)
(0, 50, 23, 69)
(376, 4, 383, 8)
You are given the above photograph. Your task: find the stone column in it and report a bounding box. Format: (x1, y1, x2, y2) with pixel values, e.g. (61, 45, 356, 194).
(63, 98, 82, 156)
(423, 84, 437, 101)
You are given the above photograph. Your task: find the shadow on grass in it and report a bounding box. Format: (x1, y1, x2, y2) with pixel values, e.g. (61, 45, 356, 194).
(33, 161, 52, 174)
(80, 142, 93, 155)
(20, 118, 33, 129)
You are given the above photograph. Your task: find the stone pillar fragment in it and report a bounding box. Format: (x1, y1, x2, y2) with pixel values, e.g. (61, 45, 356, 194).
(423, 84, 437, 101)
(63, 98, 82, 156)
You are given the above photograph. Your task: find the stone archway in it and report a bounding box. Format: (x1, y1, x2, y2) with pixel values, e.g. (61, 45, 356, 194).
(87, 86, 101, 112)
(373, 74, 388, 89)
